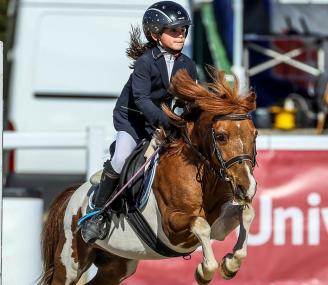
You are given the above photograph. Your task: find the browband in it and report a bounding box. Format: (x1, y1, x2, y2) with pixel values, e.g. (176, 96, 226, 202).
(212, 114, 251, 122)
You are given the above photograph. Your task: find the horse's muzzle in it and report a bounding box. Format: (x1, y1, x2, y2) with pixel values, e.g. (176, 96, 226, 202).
(235, 185, 253, 204)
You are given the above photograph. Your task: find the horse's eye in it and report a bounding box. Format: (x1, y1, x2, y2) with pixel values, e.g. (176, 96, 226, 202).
(216, 133, 227, 142)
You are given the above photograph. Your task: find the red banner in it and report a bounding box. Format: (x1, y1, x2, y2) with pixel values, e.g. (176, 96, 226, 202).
(126, 150, 328, 285)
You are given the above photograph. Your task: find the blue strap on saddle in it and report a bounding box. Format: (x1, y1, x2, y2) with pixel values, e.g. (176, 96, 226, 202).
(137, 151, 159, 209)
(77, 209, 100, 226)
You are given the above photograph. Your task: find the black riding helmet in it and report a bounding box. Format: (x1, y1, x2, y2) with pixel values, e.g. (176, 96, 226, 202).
(142, 1, 192, 42)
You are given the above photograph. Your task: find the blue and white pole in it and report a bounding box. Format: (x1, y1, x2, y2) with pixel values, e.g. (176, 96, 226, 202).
(232, 0, 247, 93)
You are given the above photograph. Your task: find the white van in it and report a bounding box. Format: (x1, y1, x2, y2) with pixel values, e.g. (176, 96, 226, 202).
(7, 0, 192, 174)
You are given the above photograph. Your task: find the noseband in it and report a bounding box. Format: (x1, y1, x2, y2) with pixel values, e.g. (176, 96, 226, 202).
(211, 114, 257, 181)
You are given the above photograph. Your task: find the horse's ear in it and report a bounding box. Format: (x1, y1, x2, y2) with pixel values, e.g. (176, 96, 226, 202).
(239, 90, 256, 113)
(248, 91, 257, 102)
(169, 69, 208, 102)
(245, 91, 257, 110)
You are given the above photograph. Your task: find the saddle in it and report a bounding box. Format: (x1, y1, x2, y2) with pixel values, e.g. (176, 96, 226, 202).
(88, 139, 157, 214)
(119, 139, 151, 210)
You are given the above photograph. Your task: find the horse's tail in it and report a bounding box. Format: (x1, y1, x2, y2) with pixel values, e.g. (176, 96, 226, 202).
(38, 185, 80, 285)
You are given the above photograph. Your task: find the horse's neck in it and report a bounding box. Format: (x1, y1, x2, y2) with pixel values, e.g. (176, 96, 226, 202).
(155, 146, 227, 228)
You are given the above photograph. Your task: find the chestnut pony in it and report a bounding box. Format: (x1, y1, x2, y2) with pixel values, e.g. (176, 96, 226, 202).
(38, 68, 257, 285)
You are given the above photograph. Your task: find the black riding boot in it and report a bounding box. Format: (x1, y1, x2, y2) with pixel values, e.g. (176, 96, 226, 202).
(81, 161, 119, 243)
(94, 162, 120, 208)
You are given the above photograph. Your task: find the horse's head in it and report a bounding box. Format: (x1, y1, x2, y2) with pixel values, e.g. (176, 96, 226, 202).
(164, 67, 257, 204)
(208, 112, 257, 203)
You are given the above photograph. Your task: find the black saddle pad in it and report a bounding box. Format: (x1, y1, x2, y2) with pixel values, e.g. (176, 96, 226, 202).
(119, 139, 150, 210)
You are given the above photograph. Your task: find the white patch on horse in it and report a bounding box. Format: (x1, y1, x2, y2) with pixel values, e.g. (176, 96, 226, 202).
(210, 203, 240, 241)
(225, 204, 255, 273)
(61, 183, 90, 284)
(236, 122, 243, 152)
(245, 164, 256, 201)
(191, 217, 218, 281)
(95, 189, 197, 260)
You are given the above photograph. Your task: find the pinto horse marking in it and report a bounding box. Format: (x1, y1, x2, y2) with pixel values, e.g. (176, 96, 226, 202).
(38, 68, 257, 285)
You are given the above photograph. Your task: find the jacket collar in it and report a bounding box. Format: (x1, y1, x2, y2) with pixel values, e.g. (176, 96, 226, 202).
(151, 46, 165, 60)
(152, 46, 186, 89)
(152, 46, 170, 89)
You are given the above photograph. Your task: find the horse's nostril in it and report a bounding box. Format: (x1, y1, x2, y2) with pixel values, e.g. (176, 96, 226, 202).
(235, 185, 253, 203)
(238, 185, 245, 192)
(236, 185, 246, 200)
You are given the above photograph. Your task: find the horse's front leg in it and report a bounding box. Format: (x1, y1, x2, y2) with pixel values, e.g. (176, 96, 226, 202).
(210, 202, 241, 241)
(218, 204, 255, 280)
(191, 217, 218, 285)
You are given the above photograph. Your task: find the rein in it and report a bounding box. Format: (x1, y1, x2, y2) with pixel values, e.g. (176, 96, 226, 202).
(182, 113, 257, 182)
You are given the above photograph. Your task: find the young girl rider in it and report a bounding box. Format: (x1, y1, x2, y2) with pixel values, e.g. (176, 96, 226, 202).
(81, 0, 198, 243)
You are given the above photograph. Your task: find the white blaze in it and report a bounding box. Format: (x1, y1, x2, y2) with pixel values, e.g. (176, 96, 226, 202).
(246, 164, 256, 200)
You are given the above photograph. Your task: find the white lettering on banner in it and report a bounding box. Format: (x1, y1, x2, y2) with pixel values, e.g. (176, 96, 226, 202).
(247, 192, 328, 246)
(308, 193, 320, 245)
(248, 195, 272, 245)
(274, 208, 303, 245)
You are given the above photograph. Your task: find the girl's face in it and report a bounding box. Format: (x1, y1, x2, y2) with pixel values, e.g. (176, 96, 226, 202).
(151, 26, 187, 52)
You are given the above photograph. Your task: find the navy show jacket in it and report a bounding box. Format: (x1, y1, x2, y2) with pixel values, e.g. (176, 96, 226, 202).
(113, 46, 197, 142)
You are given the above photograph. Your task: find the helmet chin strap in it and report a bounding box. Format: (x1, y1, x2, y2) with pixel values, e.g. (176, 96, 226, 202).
(157, 37, 182, 56)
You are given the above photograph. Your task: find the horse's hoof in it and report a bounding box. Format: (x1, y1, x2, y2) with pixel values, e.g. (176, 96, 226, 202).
(219, 253, 238, 280)
(194, 266, 211, 285)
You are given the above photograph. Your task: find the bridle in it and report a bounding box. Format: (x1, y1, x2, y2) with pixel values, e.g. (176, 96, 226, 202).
(182, 113, 257, 182)
(211, 114, 257, 181)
